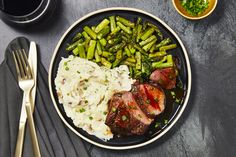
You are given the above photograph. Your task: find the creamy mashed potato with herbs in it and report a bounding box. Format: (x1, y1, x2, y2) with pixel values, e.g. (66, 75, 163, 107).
(55, 55, 134, 140)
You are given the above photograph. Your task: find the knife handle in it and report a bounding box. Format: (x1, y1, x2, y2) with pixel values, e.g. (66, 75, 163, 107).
(25, 103, 41, 157)
(14, 122, 26, 157)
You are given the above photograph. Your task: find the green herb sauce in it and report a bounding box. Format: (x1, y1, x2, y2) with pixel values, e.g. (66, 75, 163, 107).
(181, 0, 209, 16)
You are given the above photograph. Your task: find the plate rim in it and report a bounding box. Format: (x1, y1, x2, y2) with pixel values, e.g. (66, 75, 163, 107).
(48, 7, 192, 150)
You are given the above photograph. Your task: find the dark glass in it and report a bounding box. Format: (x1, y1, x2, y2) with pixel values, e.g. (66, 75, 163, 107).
(3, 0, 42, 16)
(0, 0, 57, 26)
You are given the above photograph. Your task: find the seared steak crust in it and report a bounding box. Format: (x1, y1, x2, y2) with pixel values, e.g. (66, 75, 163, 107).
(150, 68, 177, 89)
(105, 92, 152, 135)
(132, 83, 165, 118)
(105, 82, 166, 136)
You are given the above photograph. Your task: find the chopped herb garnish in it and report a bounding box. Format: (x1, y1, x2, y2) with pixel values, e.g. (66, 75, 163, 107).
(103, 111, 107, 115)
(171, 91, 175, 96)
(154, 97, 159, 102)
(138, 114, 142, 118)
(85, 79, 89, 82)
(146, 99, 150, 104)
(65, 67, 69, 71)
(181, 0, 209, 16)
(104, 75, 109, 83)
(64, 60, 71, 66)
(175, 98, 181, 103)
(83, 86, 87, 90)
(164, 119, 168, 124)
(171, 91, 176, 98)
(154, 122, 161, 128)
(112, 107, 116, 112)
(128, 105, 137, 110)
(79, 108, 86, 113)
(89, 116, 93, 120)
(77, 71, 80, 74)
(84, 100, 88, 104)
(121, 115, 127, 121)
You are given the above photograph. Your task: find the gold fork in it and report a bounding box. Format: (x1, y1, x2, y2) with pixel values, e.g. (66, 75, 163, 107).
(12, 49, 41, 157)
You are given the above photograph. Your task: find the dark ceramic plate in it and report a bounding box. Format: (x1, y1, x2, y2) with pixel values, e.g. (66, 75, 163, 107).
(48, 8, 192, 150)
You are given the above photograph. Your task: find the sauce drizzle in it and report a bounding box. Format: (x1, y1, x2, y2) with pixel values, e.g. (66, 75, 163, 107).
(143, 84, 160, 111)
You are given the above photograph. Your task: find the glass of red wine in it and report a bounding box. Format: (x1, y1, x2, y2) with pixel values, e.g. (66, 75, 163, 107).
(0, 0, 57, 26)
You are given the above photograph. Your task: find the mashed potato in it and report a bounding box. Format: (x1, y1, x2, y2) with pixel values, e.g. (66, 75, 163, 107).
(55, 55, 134, 140)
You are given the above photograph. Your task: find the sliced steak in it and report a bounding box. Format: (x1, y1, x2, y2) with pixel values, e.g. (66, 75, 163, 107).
(132, 83, 165, 118)
(105, 93, 123, 127)
(105, 92, 152, 135)
(150, 67, 177, 89)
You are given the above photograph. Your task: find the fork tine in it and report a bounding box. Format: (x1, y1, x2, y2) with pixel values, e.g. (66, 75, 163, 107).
(22, 49, 33, 79)
(18, 49, 28, 78)
(15, 51, 26, 79)
(12, 51, 21, 79)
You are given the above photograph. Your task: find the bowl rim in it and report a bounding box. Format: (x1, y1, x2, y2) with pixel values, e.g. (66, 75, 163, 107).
(172, 0, 218, 20)
(48, 7, 192, 150)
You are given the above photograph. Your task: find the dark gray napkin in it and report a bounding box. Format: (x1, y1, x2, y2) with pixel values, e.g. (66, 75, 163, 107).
(0, 37, 92, 157)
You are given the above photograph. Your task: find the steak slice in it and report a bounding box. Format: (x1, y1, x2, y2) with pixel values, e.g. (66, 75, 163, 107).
(105, 93, 123, 127)
(150, 67, 177, 89)
(105, 92, 152, 135)
(132, 83, 165, 118)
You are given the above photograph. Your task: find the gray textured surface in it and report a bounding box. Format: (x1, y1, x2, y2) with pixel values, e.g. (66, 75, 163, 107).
(0, 0, 236, 156)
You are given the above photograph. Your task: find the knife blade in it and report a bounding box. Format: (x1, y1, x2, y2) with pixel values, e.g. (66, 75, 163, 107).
(28, 41, 37, 109)
(26, 41, 41, 157)
(14, 41, 37, 157)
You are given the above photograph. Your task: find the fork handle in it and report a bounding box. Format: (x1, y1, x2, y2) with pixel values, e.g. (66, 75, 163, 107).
(25, 103, 41, 157)
(14, 122, 26, 157)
